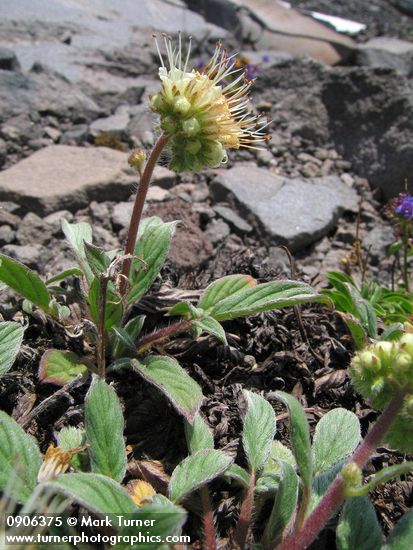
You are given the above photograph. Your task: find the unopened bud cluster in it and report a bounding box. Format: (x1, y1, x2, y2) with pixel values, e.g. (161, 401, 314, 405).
(350, 334, 413, 451)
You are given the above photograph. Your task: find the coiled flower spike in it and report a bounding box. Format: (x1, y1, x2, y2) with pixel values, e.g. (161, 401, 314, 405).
(150, 33, 271, 172)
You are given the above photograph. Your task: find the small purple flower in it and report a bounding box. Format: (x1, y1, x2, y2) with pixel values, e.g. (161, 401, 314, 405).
(395, 196, 413, 219)
(244, 63, 259, 80)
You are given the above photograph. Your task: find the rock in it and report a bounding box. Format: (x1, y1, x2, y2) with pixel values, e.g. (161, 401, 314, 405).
(146, 186, 171, 202)
(89, 113, 130, 137)
(1, 114, 39, 144)
(213, 204, 253, 233)
(2, 244, 45, 269)
(211, 165, 359, 251)
(0, 47, 20, 71)
(112, 202, 134, 230)
(44, 210, 74, 234)
(127, 105, 155, 147)
(394, 0, 413, 15)
(186, 0, 354, 64)
(0, 69, 100, 123)
(357, 37, 413, 75)
(151, 166, 176, 189)
(0, 145, 136, 214)
(205, 219, 231, 244)
(0, 225, 16, 245)
(16, 212, 52, 245)
(322, 67, 413, 199)
(59, 124, 89, 145)
(0, 138, 6, 167)
(363, 225, 395, 266)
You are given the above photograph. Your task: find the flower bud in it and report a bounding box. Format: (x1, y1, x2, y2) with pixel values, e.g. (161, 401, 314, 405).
(399, 333, 413, 357)
(358, 351, 381, 372)
(128, 149, 146, 173)
(342, 462, 362, 494)
(174, 96, 191, 115)
(182, 117, 201, 136)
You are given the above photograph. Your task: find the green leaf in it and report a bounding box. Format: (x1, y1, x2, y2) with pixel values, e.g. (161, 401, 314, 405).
(192, 316, 227, 344)
(84, 242, 112, 278)
(198, 274, 257, 311)
(62, 219, 94, 284)
(387, 241, 403, 257)
(242, 390, 276, 473)
(38, 349, 90, 386)
(0, 411, 42, 502)
(169, 449, 232, 503)
(275, 391, 312, 488)
(132, 356, 203, 422)
(185, 412, 214, 454)
(85, 375, 127, 482)
(112, 315, 145, 358)
(346, 284, 378, 339)
(380, 323, 404, 342)
(264, 441, 296, 475)
(337, 497, 383, 550)
(262, 461, 299, 549)
(117, 495, 187, 550)
(310, 461, 343, 512)
(339, 313, 367, 350)
(0, 254, 53, 314)
(383, 507, 413, 550)
(210, 280, 329, 321)
(167, 302, 202, 318)
(44, 473, 136, 515)
(0, 321, 24, 377)
(88, 278, 123, 330)
(128, 217, 178, 304)
(312, 408, 361, 475)
(224, 464, 250, 488)
(45, 267, 83, 286)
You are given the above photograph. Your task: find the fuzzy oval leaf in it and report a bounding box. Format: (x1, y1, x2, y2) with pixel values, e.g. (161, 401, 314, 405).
(132, 356, 203, 422)
(210, 281, 329, 321)
(192, 316, 227, 344)
(169, 449, 232, 503)
(85, 375, 127, 482)
(0, 254, 52, 313)
(39, 349, 89, 386)
(383, 507, 413, 550)
(185, 412, 214, 454)
(0, 411, 42, 503)
(275, 391, 312, 487)
(0, 321, 24, 377)
(198, 274, 257, 311)
(224, 464, 250, 488)
(117, 495, 187, 550)
(337, 497, 383, 550)
(242, 390, 276, 473)
(128, 217, 177, 304)
(62, 219, 94, 283)
(262, 461, 299, 548)
(313, 408, 361, 475)
(44, 473, 136, 514)
(84, 242, 112, 278)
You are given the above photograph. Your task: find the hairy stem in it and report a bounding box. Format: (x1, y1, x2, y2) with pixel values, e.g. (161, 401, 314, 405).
(274, 390, 406, 550)
(234, 471, 256, 549)
(120, 134, 170, 296)
(294, 482, 311, 531)
(201, 486, 217, 550)
(136, 319, 192, 353)
(97, 274, 109, 378)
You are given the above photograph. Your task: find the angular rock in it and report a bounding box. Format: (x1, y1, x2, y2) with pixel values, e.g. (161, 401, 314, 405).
(112, 202, 134, 230)
(322, 67, 413, 199)
(0, 47, 20, 71)
(205, 219, 231, 245)
(213, 204, 253, 233)
(0, 145, 136, 214)
(2, 244, 45, 269)
(211, 165, 358, 251)
(357, 37, 413, 75)
(89, 113, 130, 137)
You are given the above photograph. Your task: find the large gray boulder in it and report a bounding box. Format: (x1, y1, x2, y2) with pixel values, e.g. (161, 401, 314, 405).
(210, 165, 358, 251)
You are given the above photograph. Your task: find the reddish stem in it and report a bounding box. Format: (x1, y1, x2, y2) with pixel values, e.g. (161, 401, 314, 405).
(136, 320, 192, 353)
(274, 390, 406, 550)
(120, 134, 170, 296)
(201, 486, 217, 550)
(234, 472, 256, 549)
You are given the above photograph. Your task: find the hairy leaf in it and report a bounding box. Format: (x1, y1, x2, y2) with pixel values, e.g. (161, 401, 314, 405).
(198, 274, 257, 311)
(275, 391, 312, 487)
(337, 497, 383, 550)
(128, 217, 177, 304)
(169, 450, 232, 503)
(132, 356, 203, 422)
(313, 408, 360, 475)
(85, 375, 127, 482)
(383, 507, 413, 550)
(0, 321, 24, 377)
(242, 390, 276, 473)
(210, 280, 329, 321)
(185, 412, 214, 454)
(61, 220, 94, 283)
(39, 349, 90, 386)
(0, 411, 42, 502)
(192, 316, 227, 344)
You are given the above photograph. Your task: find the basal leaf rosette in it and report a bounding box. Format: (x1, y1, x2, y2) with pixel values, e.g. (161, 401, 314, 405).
(150, 35, 269, 172)
(350, 335, 413, 451)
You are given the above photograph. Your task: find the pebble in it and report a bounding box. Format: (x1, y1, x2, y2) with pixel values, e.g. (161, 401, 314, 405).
(205, 219, 231, 245)
(213, 204, 253, 234)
